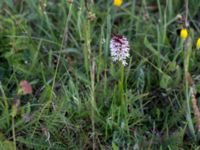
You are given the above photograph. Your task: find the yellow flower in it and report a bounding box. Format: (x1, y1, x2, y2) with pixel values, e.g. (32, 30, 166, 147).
(180, 28, 188, 40)
(196, 38, 200, 49)
(113, 0, 123, 7)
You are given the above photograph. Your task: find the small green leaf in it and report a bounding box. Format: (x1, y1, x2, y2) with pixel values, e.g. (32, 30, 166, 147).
(168, 61, 177, 72)
(112, 142, 119, 150)
(144, 36, 167, 61)
(160, 74, 172, 89)
(5, 0, 13, 8)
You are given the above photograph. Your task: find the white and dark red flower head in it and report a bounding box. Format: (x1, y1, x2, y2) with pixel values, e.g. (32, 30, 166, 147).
(110, 35, 130, 66)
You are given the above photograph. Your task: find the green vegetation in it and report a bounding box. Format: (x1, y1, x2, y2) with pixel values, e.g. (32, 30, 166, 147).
(1, 0, 200, 149)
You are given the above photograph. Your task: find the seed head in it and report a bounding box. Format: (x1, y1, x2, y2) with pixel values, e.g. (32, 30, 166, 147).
(67, 0, 73, 4)
(110, 35, 130, 66)
(87, 11, 96, 21)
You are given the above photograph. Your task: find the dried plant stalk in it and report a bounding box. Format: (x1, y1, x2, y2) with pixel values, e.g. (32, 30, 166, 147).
(186, 72, 200, 132)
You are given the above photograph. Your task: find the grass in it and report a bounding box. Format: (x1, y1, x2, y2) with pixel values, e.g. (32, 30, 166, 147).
(1, 0, 200, 149)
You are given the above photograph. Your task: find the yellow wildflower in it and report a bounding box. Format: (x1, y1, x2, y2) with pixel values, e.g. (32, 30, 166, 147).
(196, 38, 200, 49)
(180, 28, 188, 40)
(113, 0, 123, 7)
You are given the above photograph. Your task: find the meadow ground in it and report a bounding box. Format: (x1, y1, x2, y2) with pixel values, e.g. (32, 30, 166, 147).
(1, 0, 200, 149)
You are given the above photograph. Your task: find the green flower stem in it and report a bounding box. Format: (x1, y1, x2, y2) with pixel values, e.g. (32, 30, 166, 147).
(12, 117, 16, 150)
(184, 38, 196, 140)
(118, 63, 129, 134)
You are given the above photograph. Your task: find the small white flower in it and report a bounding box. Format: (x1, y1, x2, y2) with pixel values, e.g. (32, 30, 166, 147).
(110, 35, 130, 66)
